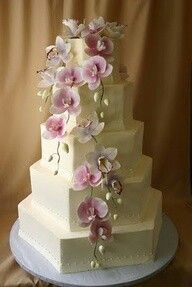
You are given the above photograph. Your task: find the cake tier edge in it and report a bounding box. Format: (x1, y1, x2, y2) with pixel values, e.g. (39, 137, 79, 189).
(18, 188, 162, 273)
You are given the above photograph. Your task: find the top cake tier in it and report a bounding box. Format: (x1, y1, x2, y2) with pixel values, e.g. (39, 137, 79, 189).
(66, 38, 122, 83)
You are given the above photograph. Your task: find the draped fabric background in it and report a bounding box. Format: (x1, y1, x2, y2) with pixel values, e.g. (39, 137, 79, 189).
(0, 0, 191, 286)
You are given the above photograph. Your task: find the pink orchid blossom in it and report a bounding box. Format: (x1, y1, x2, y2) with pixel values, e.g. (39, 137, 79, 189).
(86, 145, 121, 174)
(84, 34, 114, 59)
(46, 36, 71, 67)
(56, 67, 84, 88)
(81, 17, 106, 37)
(89, 219, 112, 243)
(77, 197, 108, 227)
(73, 112, 104, 143)
(62, 19, 85, 38)
(82, 56, 113, 90)
(73, 163, 102, 191)
(43, 116, 66, 140)
(50, 88, 81, 115)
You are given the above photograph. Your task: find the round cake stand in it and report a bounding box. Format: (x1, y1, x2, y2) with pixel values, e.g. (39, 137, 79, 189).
(10, 214, 178, 287)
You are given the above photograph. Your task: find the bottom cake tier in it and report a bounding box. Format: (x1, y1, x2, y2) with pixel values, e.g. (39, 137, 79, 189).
(18, 188, 162, 273)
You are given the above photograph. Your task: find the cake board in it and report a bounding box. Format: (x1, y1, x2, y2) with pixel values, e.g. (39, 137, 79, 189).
(9, 214, 178, 287)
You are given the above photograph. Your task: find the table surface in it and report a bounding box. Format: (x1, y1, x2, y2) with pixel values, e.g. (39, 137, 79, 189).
(1, 197, 192, 287)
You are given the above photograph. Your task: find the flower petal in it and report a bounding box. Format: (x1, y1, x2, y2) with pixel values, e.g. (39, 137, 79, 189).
(91, 122, 105, 136)
(102, 63, 113, 77)
(85, 34, 100, 48)
(112, 160, 121, 170)
(104, 147, 117, 160)
(91, 197, 108, 218)
(42, 130, 57, 139)
(56, 36, 65, 52)
(88, 79, 100, 90)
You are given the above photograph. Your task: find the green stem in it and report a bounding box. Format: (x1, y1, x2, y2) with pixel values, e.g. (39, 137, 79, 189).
(93, 241, 99, 261)
(90, 186, 93, 197)
(66, 113, 70, 124)
(91, 135, 98, 143)
(99, 81, 104, 107)
(54, 141, 60, 175)
(111, 196, 117, 207)
(57, 141, 61, 163)
(106, 185, 116, 208)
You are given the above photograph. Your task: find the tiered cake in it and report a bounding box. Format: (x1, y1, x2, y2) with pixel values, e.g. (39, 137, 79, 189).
(18, 17, 162, 273)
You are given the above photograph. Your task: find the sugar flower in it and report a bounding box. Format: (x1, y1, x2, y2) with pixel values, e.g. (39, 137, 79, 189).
(73, 162, 102, 191)
(104, 22, 125, 39)
(81, 17, 106, 37)
(84, 34, 114, 58)
(106, 173, 123, 195)
(50, 88, 81, 115)
(86, 145, 121, 174)
(72, 112, 104, 143)
(37, 69, 56, 89)
(46, 36, 71, 67)
(82, 55, 113, 90)
(43, 116, 66, 139)
(62, 18, 85, 38)
(56, 67, 84, 88)
(77, 197, 108, 227)
(89, 219, 112, 243)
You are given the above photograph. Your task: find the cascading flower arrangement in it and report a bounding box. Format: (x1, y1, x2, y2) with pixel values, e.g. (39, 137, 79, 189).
(37, 17, 126, 269)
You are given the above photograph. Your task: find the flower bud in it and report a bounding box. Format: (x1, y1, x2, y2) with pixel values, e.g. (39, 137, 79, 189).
(90, 260, 95, 269)
(106, 192, 112, 201)
(117, 198, 122, 205)
(48, 155, 53, 162)
(113, 214, 118, 220)
(62, 143, 69, 153)
(100, 179, 105, 189)
(98, 245, 105, 255)
(94, 92, 100, 102)
(37, 91, 43, 97)
(42, 90, 49, 100)
(104, 98, 109, 106)
(95, 261, 100, 268)
(101, 235, 107, 240)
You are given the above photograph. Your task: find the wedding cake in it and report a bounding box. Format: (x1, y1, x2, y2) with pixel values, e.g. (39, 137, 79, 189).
(18, 17, 162, 273)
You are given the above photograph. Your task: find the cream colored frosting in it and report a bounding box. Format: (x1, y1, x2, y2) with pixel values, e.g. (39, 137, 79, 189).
(17, 36, 162, 274)
(18, 188, 162, 273)
(30, 154, 152, 232)
(40, 119, 143, 182)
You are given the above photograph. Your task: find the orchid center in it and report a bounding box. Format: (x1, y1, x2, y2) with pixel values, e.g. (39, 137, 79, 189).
(91, 65, 98, 77)
(97, 40, 106, 51)
(47, 47, 58, 60)
(62, 96, 72, 108)
(98, 156, 112, 173)
(98, 227, 104, 236)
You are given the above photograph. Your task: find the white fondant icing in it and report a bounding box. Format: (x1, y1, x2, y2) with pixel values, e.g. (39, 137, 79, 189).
(30, 154, 152, 231)
(40, 119, 143, 181)
(18, 188, 162, 273)
(17, 34, 163, 274)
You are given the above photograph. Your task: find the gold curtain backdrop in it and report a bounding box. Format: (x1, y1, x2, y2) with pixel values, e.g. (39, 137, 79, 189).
(0, 0, 191, 286)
